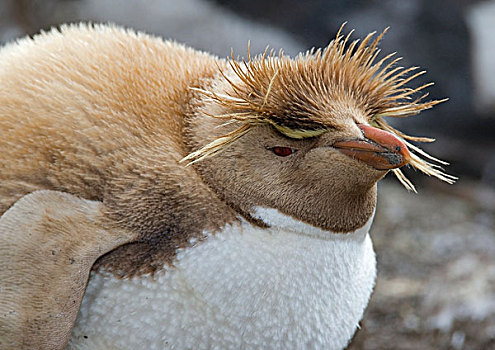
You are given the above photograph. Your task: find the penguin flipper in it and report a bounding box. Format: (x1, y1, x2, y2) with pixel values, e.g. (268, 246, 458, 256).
(0, 190, 137, 350)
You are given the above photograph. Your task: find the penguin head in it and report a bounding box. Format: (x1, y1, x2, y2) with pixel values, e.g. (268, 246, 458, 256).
(184, 27, 453, 232)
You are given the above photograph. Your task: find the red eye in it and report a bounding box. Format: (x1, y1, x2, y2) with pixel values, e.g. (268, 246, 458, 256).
(271, 147, 295, 157)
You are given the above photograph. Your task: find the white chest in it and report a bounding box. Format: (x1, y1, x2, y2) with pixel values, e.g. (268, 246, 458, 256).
(70, 210, 376, 350)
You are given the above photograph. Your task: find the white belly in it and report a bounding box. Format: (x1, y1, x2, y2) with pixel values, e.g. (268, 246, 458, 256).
(70, 210, 376, 350)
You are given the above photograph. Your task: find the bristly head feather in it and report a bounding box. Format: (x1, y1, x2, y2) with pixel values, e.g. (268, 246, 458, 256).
(182, 24, 456, 189)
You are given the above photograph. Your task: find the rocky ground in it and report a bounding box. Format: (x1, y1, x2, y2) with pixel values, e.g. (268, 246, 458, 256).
(348, 178, 495, 350)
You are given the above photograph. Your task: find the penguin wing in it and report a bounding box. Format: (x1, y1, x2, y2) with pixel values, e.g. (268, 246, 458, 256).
(0, 190, 137, 350)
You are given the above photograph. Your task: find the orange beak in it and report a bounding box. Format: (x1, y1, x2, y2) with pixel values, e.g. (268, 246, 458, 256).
(333, 124, 411, 170)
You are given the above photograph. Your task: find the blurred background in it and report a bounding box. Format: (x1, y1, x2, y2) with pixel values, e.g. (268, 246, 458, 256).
(1, 0, 494, 348)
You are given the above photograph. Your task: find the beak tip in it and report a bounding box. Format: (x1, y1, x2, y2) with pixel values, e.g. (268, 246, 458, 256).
(334, 124, 411, 171)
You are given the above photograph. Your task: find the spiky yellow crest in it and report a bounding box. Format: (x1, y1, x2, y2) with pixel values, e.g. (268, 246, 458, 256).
(182, 25, 456, 191)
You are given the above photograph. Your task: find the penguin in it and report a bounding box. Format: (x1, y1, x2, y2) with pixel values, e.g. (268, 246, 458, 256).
(0, 24, 455, 350)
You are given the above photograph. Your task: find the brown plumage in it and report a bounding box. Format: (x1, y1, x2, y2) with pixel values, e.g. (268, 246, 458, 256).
(0, 22, 454, 277)
(0, 24, 237, 277)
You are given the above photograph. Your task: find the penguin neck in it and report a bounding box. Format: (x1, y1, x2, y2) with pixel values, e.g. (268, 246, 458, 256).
(184, 111, 380, 234)
(251, 206, 374, 239)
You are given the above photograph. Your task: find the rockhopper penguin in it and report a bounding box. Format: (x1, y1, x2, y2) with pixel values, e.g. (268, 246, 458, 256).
(0, 24, 455, 349)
